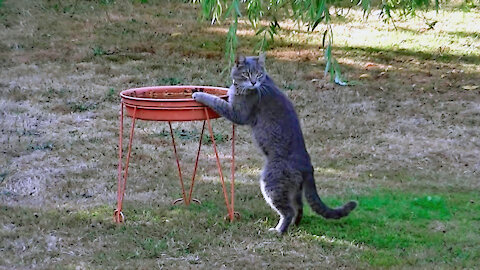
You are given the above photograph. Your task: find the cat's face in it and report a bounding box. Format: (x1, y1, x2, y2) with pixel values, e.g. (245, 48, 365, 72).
(231, 54, 266, 91)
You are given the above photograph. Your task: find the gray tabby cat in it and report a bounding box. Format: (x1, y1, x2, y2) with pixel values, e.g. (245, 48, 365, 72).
(192, 54, 357, 233)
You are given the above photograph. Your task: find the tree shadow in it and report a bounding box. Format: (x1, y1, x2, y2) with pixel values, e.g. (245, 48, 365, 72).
(445, 30, 480, 39)
(334, 45, 480, 65)
(396, 26, 480, 39)
(176, 22, 480, 66)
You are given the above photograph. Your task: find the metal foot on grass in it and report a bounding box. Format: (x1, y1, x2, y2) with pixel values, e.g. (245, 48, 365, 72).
(224, 212, 241, 222)
(172, 198, 202, 205)
(113, 209, 125, 223)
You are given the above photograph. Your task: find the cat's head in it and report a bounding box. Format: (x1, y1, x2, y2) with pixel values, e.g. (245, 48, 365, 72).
(231, 54, 267, 91)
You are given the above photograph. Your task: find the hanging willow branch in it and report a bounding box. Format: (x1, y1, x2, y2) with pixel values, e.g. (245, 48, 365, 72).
(194, 0, 443, 84)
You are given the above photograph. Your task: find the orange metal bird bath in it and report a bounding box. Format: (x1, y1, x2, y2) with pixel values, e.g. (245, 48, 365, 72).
(114, 86, 239, 223)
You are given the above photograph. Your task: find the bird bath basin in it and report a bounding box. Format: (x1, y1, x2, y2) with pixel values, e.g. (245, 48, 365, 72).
(120, 86, 228, 121)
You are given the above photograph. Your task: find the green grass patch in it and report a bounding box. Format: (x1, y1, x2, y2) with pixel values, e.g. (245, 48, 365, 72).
(104, 87, 118, 102)
(27, 141, 54, 151)
(0, 171, 7, 183)
(1, 189, 479, 268)
(92, 46, 106, 56)
(156, 77, 183, 85)
(67, 101, 98, 112)
(300, 190, 480, 267)
(154, 128, 230, 144)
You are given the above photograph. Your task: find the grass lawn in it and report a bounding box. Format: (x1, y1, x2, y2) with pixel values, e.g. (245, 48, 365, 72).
(1, 0, 479, 269)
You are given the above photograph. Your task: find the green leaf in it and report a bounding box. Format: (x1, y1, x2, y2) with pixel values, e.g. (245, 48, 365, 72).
(234, 0, 242, 16)
(255, 26, 267, 36)
(225, 18, 238, 65)
(322, 29, 328, 48)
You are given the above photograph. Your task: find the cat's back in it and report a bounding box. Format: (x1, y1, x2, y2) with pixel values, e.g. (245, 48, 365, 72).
(256, 84, 299, 126)
(251, 83, 303, 142)
(257, 86, 311, 169)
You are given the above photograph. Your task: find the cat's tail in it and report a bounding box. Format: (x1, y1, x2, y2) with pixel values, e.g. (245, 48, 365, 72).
(303, 172, 357, 219)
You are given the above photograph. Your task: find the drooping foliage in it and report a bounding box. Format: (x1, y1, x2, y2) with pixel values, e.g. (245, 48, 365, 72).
(194, 0, 445, 84)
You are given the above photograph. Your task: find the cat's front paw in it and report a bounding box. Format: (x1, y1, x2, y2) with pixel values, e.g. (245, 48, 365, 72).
(192, 92, 202, 101)
(192, 92, 209, 104)
(268, 227, 281, 234)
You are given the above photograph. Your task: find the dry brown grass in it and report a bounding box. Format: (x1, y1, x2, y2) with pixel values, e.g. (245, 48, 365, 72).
(1, 0, 480, 269)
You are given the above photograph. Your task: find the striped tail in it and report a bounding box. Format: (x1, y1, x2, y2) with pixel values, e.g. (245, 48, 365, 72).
(303, 171, 357, 219)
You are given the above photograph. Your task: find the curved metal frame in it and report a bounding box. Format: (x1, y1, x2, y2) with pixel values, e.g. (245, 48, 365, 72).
(114, 102, 238, 223)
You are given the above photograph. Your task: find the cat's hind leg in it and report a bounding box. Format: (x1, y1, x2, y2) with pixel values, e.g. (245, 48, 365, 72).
(272, 204, 295, 233)
(260, 166, 299, 234)
(267, 198, 295, 234)
(293, 188, 303, 226)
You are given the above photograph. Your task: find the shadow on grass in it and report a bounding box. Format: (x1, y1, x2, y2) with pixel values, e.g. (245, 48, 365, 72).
(163, 23, 480, 68)
(397, 26, 480, 39)
(7, 0, 477, 72)
(335, 45, 480, 64)
(447, 30, 480, 39)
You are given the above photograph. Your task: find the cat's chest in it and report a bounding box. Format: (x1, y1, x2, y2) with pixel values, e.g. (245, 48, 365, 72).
(251, 125, 271, 156)
(251, 112, 282, 142)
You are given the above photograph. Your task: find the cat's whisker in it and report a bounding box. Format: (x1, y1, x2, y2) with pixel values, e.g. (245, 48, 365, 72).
(258, 87, 266, 100)
(257, 88, 263, 99)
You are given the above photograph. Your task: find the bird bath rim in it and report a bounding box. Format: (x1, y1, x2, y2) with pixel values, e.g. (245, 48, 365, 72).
(120, 85, 228, 105)
(119, 85, 229, 121)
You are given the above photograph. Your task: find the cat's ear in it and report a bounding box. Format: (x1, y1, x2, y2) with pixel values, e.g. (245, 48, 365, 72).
(235, 54, 246, 66)
(258, 52, 266, 66)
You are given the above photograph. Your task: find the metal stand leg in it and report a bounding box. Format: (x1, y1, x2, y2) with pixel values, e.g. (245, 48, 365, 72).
(205, 109, 240, 222)
(114, 105, 137, 223)
(169, 121, 204, 206)
(230, 123, 240, 220)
